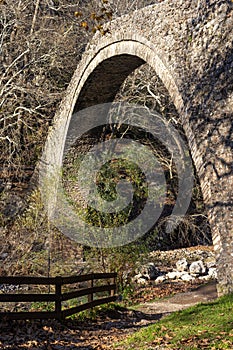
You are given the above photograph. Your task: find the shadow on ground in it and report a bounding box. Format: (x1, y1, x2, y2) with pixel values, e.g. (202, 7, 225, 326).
(0, 282, 217, 349)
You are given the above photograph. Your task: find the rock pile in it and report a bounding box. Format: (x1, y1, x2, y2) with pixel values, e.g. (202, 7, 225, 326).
(133, 246, 217, 285)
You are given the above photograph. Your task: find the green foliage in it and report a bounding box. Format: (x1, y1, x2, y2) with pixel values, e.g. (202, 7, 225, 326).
(118, 293, 233, 349)
(30, 300, 121, 322)
(83, 239, 148, 291)
(63, 143, 156, 291)
(67, 302, 119, 321)
(78, 158, 148, 228)
(30, 301, 54, 312)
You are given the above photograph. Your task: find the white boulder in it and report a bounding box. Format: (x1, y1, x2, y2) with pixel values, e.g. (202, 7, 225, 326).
(166, 271, 185, 280)
(136, 262, 160, 280)
(189, 260, 206, 275)
(176, 258, 188, 272)
(155, 275, 167, 284)
(208, 267, 217, 279)
(199, 275, 212, 281)
(133, 274, 148, 284)
(181, 273, 194, 282)
(206, 260, 216, 269)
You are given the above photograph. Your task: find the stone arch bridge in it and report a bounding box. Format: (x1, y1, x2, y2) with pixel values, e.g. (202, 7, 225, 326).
(41, 0, 233, 294)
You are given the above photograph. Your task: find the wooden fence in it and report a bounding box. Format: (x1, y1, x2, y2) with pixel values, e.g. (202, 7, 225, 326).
(0, 272, 117, 321)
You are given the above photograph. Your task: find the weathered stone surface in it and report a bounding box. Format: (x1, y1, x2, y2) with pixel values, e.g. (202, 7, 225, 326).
(189, 260, 206, 275)
(154, 275, 167, 284)
(1, 194, 25, 220)
(0, 253, 8, 260)
(167, 271, 179, 280)
(133, 247, 217, 285)
(133, 274, 148, 284)
(135, 262, 160, 281)
(146, 263, 160, 280)
(41, 0, 233, 294)
(181, 273, 194, 282)
(208, 267, 217, 279)
(176, 258, 188, 272)
(206, 259, 216, 269)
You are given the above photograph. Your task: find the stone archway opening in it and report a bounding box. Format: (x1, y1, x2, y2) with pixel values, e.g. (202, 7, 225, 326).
(73, 54, 145, 112)
(63, 60, 213, 251)
(42, 21, 233, 293)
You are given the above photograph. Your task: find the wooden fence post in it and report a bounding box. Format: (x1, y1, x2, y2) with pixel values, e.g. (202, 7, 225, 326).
(110, 274, 116, 297)
(55, 276, 62, 321)
(88, 273, 94, 303)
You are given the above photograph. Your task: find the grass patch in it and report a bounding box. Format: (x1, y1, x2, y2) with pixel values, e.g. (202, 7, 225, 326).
(117, 293, 233, 349)
(66, 302, 124, 321)
(30, 299, 120, 321)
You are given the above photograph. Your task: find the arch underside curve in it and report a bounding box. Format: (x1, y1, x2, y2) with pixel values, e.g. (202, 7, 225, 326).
(71, 38, 184, 115)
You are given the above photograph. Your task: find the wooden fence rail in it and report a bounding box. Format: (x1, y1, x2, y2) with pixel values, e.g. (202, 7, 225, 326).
(0, 272, 117, 321)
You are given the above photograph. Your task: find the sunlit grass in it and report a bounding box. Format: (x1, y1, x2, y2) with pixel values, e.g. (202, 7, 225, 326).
(117, 293, 233, 349)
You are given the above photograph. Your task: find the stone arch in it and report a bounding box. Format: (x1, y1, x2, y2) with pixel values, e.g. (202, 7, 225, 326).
(43, 35, 213, 264)
(46, 35, 186, 176)
(41, 1, 233, 294)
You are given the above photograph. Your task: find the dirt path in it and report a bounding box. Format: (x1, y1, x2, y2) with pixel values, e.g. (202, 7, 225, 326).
(137, 281, 217, 315)
(0, 282, 218, 350)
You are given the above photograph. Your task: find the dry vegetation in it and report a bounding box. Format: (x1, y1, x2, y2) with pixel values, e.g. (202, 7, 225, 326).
(0, 0, 159, 215)
(1, 0, 211, 279)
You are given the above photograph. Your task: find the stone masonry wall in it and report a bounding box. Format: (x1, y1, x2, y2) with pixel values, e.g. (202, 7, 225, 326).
(42, 0, 233, 294)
